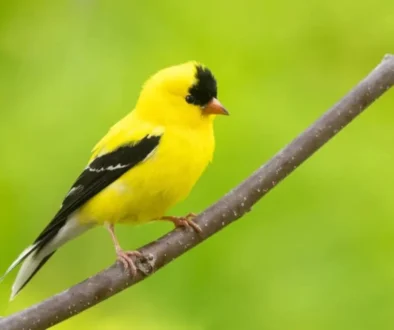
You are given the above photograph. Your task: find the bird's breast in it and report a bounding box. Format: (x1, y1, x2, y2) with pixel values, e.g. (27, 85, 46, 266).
(121, 127, 214, 221)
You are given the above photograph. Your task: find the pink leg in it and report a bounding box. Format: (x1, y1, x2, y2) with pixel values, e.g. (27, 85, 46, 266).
(106, 223, 142, 276)
(159, 212, 202, 233)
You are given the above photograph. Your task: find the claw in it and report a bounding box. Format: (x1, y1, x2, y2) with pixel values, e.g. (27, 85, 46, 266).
(160, 213, 202, 233)
(116, 250, 142, 276)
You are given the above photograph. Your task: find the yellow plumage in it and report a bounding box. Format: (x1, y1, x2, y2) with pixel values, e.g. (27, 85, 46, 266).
(2, 61, 228, 299)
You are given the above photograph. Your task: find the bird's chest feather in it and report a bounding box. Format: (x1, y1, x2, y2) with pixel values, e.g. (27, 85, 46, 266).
(122, 128, 214, 209)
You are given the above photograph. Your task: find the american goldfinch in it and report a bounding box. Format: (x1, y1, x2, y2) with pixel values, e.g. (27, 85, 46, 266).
(1, 61, 228, 299)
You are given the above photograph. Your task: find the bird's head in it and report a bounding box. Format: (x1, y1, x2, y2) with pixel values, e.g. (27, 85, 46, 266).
(135, 62, 228, 127)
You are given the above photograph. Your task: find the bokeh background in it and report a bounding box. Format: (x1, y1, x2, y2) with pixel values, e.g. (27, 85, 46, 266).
(1, 0, 394, 329)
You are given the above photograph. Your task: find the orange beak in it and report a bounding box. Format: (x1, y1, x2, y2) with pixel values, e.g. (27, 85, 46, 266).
(204, 98, 229, 116)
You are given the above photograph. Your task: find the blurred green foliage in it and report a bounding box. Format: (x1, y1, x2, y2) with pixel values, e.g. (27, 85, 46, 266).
(1, 0, 394, 329)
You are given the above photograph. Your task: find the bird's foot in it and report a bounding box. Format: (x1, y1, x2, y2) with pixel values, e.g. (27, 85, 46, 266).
(116, 249, 143, 277)
(160, 213, 202, 233)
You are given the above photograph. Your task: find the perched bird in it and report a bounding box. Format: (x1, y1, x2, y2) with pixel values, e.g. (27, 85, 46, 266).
(0, 61, 228, 300)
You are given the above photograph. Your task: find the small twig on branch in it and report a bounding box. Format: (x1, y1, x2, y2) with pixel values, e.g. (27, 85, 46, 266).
(1, 55, 394, 330)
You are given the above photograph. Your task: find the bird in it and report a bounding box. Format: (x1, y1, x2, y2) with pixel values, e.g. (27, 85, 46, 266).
(0, 61, 228, 300)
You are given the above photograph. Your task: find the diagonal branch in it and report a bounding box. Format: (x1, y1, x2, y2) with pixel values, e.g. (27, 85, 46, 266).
(1, 54, 394, 330)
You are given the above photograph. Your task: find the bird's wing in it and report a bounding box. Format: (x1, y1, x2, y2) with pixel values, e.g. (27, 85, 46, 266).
(34, 133, 162, 249)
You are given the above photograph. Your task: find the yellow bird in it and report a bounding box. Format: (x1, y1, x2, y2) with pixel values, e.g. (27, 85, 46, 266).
(1, 61, 228, 299)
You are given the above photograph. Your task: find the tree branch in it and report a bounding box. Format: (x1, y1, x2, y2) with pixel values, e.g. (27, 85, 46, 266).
(2, 54, 394, 330)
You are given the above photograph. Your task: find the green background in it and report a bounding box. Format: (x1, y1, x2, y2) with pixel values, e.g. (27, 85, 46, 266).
(1, 0, 394, 329)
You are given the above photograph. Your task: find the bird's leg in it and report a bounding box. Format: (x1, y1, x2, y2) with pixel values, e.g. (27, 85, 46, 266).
(105, 223, 142, 276)
(159, 212, 202, 233)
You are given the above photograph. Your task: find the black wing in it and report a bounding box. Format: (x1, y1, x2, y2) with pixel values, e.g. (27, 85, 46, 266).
(35, 134, 161, 248)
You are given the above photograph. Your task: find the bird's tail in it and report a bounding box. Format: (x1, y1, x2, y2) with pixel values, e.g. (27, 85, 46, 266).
(8, 245, 56, 300)
(1, 215, 92, 300)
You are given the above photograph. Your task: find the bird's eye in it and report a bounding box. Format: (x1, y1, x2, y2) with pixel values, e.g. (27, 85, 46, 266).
(185, 94, 195, 104)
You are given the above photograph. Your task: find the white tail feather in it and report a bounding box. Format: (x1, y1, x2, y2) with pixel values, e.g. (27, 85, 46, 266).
(4, 215, 93, 300)
(0, 244, 37, 284)
(10, 251, 47, 300)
